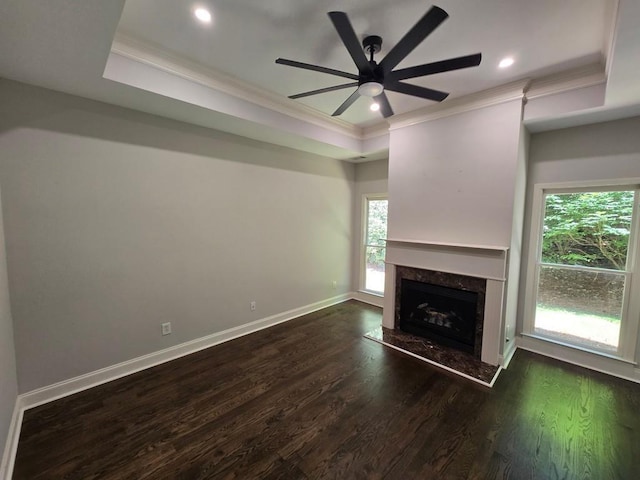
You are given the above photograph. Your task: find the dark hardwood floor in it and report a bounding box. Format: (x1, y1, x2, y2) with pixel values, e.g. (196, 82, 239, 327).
(13, 300, 640, 479)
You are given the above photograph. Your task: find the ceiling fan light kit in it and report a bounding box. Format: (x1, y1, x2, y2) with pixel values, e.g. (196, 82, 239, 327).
(275, 5, 482, 119)
(358, 81, 384, 97)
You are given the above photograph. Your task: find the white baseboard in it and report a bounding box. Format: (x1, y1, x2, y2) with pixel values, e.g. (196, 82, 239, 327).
(2, 293, 352, 479)
(1, 397, 23, 480)
(499, 340, 517, 369)
(517, 336, 640, 384)
(19, 293, 352, 411)
(2, 292, 367, 478)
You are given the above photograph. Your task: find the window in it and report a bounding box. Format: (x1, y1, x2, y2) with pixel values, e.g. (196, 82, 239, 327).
(362, 195, 388, 294)
(525, 184, 640, 360)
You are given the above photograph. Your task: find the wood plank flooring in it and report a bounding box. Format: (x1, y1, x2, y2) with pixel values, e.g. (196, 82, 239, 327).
(13, 300, 640, 479)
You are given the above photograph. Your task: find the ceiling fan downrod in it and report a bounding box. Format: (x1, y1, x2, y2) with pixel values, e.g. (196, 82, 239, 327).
(362, 35, 382, 63)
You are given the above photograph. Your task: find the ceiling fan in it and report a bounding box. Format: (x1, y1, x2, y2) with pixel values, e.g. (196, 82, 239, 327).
(275, 5, 481, 118)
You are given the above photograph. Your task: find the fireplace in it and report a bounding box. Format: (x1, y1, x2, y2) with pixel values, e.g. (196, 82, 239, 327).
(400, 279, 478, 354)
(394, 265, 487, 359)
(371, 240, 509, 383)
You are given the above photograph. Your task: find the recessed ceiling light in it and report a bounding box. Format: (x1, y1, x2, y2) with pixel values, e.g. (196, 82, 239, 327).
(370, 102, 380, 112)
(194, 8, 212, 23)
(499, 57, 514, 69)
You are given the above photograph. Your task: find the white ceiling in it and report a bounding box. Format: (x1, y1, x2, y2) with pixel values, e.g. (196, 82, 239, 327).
(0, 0, 639, 159)
(116, 0, 613, 127)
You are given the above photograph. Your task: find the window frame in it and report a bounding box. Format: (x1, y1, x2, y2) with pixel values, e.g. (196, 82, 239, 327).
(523, 179, 640, 362)
(360, 193, 388, 295)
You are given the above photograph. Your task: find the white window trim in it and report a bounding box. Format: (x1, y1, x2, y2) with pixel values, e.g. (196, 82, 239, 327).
(523, 178, 640, 363)
(360, 193, 388, 295)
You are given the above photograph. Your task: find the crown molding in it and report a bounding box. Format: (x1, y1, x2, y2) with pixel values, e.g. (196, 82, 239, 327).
(388, 80, 529, 131)
(362, 122, 390, 140)
(604, 0, 621, 76)
(109, 34, 609, 146)
(110, 33, 362, 140)
(525, 63, 606, 100)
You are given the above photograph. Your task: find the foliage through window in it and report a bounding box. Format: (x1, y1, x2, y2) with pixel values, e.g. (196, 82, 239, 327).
(363, 197, 388, 293)
(530, 187, 639, 356)
(541, 191, 634, 270)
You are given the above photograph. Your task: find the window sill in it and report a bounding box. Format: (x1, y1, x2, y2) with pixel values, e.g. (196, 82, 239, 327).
(521, 332, 638, 366)
(358, 289, 384, 298)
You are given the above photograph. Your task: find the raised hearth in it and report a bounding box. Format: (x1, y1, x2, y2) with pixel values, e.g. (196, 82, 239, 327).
(364, 326, 500, 386)
(380, 239, 510, 378)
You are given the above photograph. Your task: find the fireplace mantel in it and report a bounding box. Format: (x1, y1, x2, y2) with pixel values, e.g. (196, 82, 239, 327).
(382, 239, 510, 366)
(384, 239, 509, 283)
(386, 238, 509, 252)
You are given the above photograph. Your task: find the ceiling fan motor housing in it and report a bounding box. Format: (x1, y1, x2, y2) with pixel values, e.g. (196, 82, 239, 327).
(362, 35, 382, 54)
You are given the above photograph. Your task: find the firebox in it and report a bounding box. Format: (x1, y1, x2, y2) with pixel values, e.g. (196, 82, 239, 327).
(399, 278, 479, 354)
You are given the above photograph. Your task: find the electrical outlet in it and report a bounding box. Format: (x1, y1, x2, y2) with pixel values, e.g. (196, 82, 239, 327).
(250, 301, 256, 311)
(332, 280, 337, 289)
(161, 322, 171, 336)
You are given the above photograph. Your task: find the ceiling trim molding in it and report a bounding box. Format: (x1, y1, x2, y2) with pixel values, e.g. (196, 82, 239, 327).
(526, 64, 607, 100)
(108, 36, 609, 144)
(362, 122, 390, 140)
(604, 0, 621, 76)
(388, 80, 529, 131)
(111, 33, 363, 139)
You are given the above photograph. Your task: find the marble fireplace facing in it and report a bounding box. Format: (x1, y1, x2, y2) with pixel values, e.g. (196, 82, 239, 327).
(372, 239, 510, 385)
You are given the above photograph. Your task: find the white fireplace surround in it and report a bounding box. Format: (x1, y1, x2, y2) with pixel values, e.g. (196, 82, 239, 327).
(382, 239, 509, 366)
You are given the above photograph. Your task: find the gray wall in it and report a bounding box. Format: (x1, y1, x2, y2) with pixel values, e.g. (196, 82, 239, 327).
(0, 183, 17, 469)
(387, 100, 524, 247)
(518, 116, 640, 339)
(0, 80, 355, 392)
(351, 159, 388, 293)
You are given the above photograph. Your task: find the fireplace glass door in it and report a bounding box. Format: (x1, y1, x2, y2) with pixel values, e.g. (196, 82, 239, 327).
(400, 279, 478, 353)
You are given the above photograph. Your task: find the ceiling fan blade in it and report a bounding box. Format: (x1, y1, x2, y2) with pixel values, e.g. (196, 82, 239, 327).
(332, 89, 360, 116)
(385, 81, 449, 102)
(374, 92, 394, 118)
(288, 82, 359, 99)
(389, 53, 482, 81)
(379, 6, 449, 74)
(276, 58, 359, 81)
(328, 12, 372, 74)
